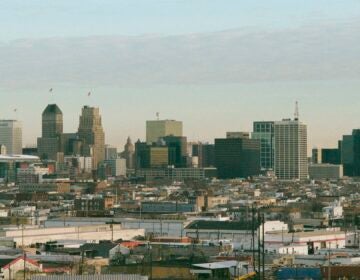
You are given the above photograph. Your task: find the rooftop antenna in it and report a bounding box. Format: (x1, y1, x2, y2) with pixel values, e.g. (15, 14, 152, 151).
(49, 88, 54, 104)
(294, 101, 299, 121)
(13, 108, 18, 120)
(156, 112, 160, 120)
(87, 91, 92, 107)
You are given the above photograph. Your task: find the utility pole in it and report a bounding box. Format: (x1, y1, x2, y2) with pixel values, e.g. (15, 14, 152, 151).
(21, 223, 26, 280)
(257, 211, 261, 280)
(251, 206, 256, 273)
(328, 244, 331, 280)
(147, 242, 153, 280)
(79, 250, 85, 275)
(110, 220, 114, 242)
(23, 252, 26, 280)
(262, 214, 265, 280)
(160, 216, 163, 236)
(139, 202, 142, 228)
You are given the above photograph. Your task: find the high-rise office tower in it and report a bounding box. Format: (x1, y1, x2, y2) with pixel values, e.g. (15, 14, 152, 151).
(77, 106, 105, 170)
(146, 119, 182, 144)
(274, 107, 308, 180)
(341, 130, 360, 176)
(252, 121, 275, 170)
(161, 135, 187, 167)
(322, 145, 341, 165)
(42, 104, 63, 137)
(134, 140, 169, 169)
(37, 104, 63, 161)
(0, 120, 22, 154)
(215, 137, 260, 179)
(135, 140, 148, 169)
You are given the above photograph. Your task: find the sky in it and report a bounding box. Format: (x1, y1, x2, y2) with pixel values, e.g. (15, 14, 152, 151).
(1, 0, 360, 150)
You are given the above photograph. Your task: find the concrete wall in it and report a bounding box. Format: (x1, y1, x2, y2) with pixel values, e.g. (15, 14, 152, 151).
(3, 225, 144, 246)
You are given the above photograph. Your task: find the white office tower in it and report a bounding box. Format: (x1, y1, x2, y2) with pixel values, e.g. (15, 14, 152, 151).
(274, 103, 308, 180)
(0, 120, 22, 154)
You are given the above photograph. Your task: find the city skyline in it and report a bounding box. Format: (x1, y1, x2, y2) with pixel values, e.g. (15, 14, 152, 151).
(1, 93, 358, 154)
(0, 3, 359, 279)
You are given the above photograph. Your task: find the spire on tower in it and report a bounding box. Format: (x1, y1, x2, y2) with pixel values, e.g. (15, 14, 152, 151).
(294, 101, 299, 121)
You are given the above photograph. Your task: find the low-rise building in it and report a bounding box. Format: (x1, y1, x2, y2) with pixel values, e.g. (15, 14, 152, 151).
(265, 229, 346, 254)
(74, 195, 116, 215)
(141, 201, 196, 214)
(184, 220, 256, 250)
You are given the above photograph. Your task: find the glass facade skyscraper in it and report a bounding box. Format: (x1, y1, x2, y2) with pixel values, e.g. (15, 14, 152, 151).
(215, 137, 260, 179)
(341, 129, 360, 176)
(37, 104, 63, 161)
(252, 121, 274, 171)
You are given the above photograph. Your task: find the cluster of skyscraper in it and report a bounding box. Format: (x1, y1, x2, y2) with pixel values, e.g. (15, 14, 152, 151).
(36, 104, 105, 170)
(133, 111, 308, 181)
(214, 117, 307, 180)
(1, 102, 360, 181)
(135, 120, 186, 169)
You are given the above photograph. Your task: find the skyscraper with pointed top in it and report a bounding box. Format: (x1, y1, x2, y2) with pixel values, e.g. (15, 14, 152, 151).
(121, 136, 135, 169)
(77, 106, 105, 170)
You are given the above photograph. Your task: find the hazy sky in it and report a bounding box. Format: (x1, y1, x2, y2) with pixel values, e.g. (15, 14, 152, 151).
(1, 0, 360, 150)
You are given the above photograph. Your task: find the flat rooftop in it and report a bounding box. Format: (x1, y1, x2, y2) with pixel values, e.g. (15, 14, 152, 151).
(0, 155, 40, 162)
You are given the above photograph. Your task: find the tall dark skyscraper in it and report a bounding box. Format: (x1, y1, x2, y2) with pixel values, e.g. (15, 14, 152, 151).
(192, 143, 215, 168)
(77, 106, 105, 170)
(312, 143, 341, 165)
(37, 104, 63, 161)
(252, 121, 275, 171)
(322, 146, 341, 165)
(135, 140, 148, 169)
(135, 140, 169, 169)
(42, 104, 63, 137)
(341, 130, 360, 176)
(161, 135, 187, 168)
(215, 137, 260, 179)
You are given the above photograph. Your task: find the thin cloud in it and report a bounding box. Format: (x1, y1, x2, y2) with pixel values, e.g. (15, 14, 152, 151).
(0, 20, 359, 90)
